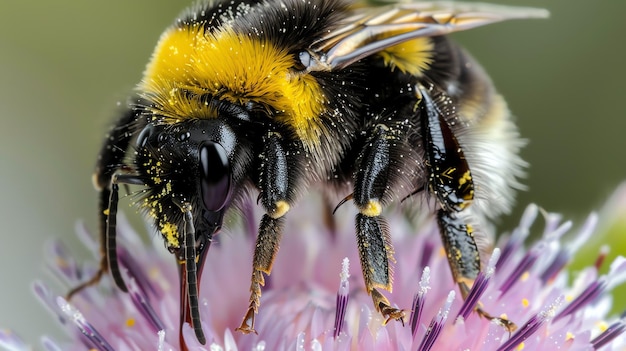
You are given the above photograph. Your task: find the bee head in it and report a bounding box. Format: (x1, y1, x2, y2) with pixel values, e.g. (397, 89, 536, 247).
(134, 117, 251, 245)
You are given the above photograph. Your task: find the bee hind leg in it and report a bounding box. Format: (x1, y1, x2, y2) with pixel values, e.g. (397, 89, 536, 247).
(437, 209, 517, 332)
(418, 84, 516, 331)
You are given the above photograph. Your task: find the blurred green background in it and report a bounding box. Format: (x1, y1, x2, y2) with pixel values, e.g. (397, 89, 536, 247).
(1, 0, 625, 346)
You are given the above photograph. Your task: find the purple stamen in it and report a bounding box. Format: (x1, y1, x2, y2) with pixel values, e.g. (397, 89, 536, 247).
(127, 277, 166, 333)
(56, 296, 115, 351)
(605, 257, 626, 291)
(34, 281, 115, 351)
(567, 213, 598, 251)
(496, 204, 539, 269)
(556, 257, 626, 322)
(498, 246, 540, 295)
(541, 214, 596, 283)
(333, 257, 350, 338)
(590, 314, 626, 349)
(554, 279, 607, 322)
(497, 296, 562, 351)
(499, 214, 569, 295)
(47, 241, 79, 285)
(496, 204, 537, 271)
(417, 290, 455, 351)
(539, 249, 569, 284)
(457, 249, 499, 322)
(118, 246, 159, 299)
(539, 209, 565, 237)
(410, 266, 431, 337)
(547, 220, 572, 241)
(33, 282, 68, 326)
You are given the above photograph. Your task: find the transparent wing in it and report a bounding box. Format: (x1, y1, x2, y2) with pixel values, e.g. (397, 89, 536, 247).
(306, 1, 548, 71)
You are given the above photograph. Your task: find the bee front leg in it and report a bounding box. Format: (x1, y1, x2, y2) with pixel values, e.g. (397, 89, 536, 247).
(66, 106, 141, 299)
(237, 132, 295, 334)
(353, 123, 407, 325)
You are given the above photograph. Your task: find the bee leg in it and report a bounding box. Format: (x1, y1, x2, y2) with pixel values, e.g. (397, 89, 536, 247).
(356, 214, 405, 324)
(353, 124, 406, 324)
(436, 209, 481, 295)
(66, 107, 141, 299)
(437, 210, 517, 331)
(237, 132, 294, 334)
(237, 215, 285, 334)
(418, 85, 516, 331)
(65, 187, 113, 299)
(102, 175, 127, 293)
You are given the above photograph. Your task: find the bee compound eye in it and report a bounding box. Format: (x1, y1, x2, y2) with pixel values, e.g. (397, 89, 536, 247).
(136, 124, 156, 148)
(199, 141, 232, 212)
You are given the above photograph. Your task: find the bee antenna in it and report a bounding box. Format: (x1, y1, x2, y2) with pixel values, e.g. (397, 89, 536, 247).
(181, 204, 206, 345)
(333, 193, 354, 215)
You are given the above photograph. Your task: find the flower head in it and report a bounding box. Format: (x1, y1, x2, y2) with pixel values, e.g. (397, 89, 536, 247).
(3, 194, 626, 350)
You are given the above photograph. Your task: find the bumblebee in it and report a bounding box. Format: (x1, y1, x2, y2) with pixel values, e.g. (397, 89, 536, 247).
(68, 0, 547, 348)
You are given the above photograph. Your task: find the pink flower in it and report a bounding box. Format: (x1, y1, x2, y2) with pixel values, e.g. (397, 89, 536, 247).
(3, 192, 626, 350)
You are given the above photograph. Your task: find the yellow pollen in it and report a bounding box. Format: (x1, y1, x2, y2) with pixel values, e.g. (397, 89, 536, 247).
(597, 320, 609, 332)
(521, 298, 529, 308)
(161, 222, 180, 247)
(520, 271, 530, 282)
(126, 318, 135, 328)
(565, 294, 574, 302)
(361, 200, 382, 217)
(103, 208, 110, 216)
(566, 331, 575, 341)
(516, 341, 525, 350)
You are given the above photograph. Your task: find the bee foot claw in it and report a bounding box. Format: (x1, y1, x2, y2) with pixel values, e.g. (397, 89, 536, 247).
(236, 307, 258, 334)
(383, 309, 407, 326)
